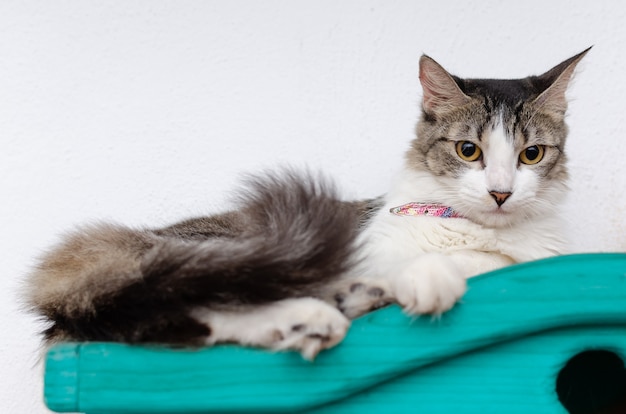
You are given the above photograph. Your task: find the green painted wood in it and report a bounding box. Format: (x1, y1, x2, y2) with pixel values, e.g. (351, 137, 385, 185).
(311, 326, 626, 413)
(43, 253, 626, 413)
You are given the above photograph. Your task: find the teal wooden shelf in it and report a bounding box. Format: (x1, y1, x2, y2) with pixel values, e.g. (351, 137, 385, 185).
(44, 253, 626, 413)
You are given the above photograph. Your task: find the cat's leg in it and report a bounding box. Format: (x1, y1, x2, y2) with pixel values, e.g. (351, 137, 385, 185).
(389, 253, 467, 314)
(388, 251, 512, 314)
(447, 250, 515, 278)
(323, 254, 466, 318)
(190, 297, 350, 360)
(321, 251, 511, 318)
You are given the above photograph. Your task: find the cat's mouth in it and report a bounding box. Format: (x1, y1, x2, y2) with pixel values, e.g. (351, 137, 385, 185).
(481, 206, 514, 220)
(473, 206, 519, 228)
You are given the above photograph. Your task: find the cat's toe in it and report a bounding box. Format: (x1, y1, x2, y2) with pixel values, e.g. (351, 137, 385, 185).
(270, 298, 350, 360)
(392, 254, 466, 315)
(331, 280, 393, 319)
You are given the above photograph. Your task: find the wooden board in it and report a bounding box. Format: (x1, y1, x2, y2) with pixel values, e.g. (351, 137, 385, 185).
(44, 253, 626, 413)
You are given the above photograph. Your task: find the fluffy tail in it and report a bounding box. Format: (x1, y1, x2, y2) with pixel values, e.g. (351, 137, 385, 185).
(25, 170, 359, 345)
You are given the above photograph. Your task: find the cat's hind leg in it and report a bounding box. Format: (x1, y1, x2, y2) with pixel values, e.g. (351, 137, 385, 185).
(191, 297, 350, 360)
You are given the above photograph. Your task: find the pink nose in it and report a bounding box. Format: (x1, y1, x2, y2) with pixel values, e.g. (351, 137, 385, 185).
(489, 191, 512, 207)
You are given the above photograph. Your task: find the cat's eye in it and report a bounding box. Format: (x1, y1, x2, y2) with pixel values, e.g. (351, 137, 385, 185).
(519, 145, 545, 165)
(455, 141, 482, 162)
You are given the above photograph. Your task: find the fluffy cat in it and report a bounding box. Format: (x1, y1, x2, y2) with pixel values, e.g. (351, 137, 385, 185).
(25, 48, 589, 360)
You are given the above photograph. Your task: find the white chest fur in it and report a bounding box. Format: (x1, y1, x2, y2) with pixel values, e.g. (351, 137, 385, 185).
(358, 168, 566, 280)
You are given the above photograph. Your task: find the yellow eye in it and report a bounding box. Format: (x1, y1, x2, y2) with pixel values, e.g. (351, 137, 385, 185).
(519, 145, 545, 165)
(455, 141, 482, 162)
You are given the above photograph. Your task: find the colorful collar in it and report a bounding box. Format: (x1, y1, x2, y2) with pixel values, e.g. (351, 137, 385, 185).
(389, 202, 464, 218)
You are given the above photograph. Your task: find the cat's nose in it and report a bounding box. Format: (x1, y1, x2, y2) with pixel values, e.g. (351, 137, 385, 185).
(489, 191, 512, 207)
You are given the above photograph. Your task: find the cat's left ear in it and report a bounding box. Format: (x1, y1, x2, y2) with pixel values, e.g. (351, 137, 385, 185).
(532, 47, 592, 115)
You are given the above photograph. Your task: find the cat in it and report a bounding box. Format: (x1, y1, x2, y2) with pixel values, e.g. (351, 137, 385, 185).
(24, 48, 589, 360)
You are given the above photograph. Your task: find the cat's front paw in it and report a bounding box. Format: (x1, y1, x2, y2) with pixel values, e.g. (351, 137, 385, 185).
(331, 280, 393, 319)
(391, 254, 466, 315)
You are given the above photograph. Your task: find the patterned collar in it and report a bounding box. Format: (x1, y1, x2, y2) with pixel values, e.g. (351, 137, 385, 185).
(389, 202, 464, 218)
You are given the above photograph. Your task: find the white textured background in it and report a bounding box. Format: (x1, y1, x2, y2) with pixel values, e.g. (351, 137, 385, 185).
(1, 1, 625, 412)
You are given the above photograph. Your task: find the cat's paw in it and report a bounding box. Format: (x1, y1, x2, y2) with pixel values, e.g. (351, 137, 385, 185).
(197, 298, 350, 361)
(332, 280, 393, 319)
(265, 298, 350, 360)
(391, 254, 466, 315)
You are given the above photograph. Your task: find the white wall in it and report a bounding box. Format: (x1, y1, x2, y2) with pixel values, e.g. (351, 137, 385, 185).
(1, 1, 625, 412)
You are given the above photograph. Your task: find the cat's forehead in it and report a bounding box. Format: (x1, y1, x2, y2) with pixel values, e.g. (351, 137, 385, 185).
(445, 107, 563, 147)
(438, 102, 565, 148)
(454, 77, 539, 109)
(442, 77, 564, 145)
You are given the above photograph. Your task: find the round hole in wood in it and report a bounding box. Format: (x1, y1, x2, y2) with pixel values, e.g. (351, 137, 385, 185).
(556, 349, 626, 414)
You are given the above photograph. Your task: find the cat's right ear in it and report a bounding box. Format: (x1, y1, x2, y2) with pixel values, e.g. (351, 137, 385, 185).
(419, 55, 472, 116)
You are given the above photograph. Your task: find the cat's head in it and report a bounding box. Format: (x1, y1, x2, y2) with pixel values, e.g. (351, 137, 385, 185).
(407, 48, 590, 228)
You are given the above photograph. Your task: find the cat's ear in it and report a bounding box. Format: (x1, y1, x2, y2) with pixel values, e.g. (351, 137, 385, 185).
(419, 55, 472, 116)
(532, 47, 591, 115)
